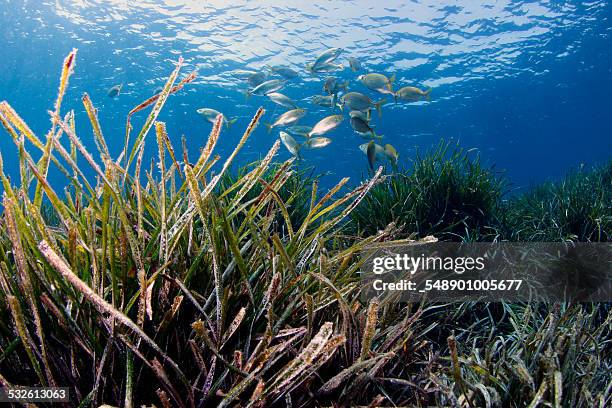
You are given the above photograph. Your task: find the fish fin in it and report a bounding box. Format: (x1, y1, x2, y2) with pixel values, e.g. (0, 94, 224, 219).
(264, 123, 273, 134)
(296, 144, 303, 160)
(374, 99, 386, 118)
(227, 118, 238, 129)
(424, 88, 432, 101)
(388, 73, 396, 91)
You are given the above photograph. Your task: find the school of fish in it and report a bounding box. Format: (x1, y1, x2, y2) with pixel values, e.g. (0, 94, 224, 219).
(107, 47, 432, 170)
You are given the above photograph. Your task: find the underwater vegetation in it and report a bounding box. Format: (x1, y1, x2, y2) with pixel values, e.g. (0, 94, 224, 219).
(350, 141, 506, 242)
(0, 52, 610, 408)
(217, 163, 316, 234)
(502, 162, 612, 243)
(350, 143, 611, 244)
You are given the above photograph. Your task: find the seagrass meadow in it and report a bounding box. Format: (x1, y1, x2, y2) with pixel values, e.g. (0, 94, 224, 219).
(0, 51, 610, 408)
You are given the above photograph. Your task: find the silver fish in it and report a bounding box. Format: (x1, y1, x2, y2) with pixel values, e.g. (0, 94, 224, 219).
(248, 79, 285, 96)
(196, 108, 237, 128)
(384, 143, 399, 164)
(267, 92, 298, 109)
(359, 142, 386, 164)
(323, 77, 348, 95)
(107, 84, 122, 97)
(350, 116, 381, 139)
(395, 86, 431, 102)
(287, 125, 313, 137)
(279, 131, 301, 157)
(265, 108, 306, 133)
(304, 137, 331, 148)
(269, 66, 299, 79)
(349, 110, 370, 122)
(340, 92, 385, 116)
(308, 61, 345, 73)
(310, 47, 343, 71)
(358, 73, 395, 94)
(311, 95, 335, 107)
(248, 71, 268, 87)
(348, 57, 361, 72)
(230, 69, 258, 78)
(308, 114, 344, 137)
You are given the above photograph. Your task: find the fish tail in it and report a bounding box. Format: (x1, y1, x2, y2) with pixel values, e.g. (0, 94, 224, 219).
(424, 88, 432, 102)
(342, 80, 349, 91)
(299, 141, 307, 152)
(227, 117, 238, 129)
(264, 123, 273, 134)
(393, 92, 398, 104)
(388, 73, 396, 91)
(374, 98, 386, 117)
(243, 89, 251, 102)
(374, 132, 384, 140)
(367, 141, 376, 171)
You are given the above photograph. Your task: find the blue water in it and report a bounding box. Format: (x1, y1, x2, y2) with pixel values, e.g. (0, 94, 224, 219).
(1, 1, 611, 192)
